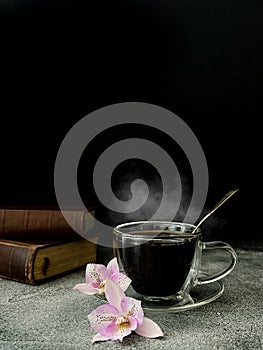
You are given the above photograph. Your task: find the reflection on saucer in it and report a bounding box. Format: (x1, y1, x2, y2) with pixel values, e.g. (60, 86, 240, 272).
(95, 281, 224, 313)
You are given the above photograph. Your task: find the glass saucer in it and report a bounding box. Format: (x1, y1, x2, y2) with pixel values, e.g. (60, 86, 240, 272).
(95, 280, 224, 313)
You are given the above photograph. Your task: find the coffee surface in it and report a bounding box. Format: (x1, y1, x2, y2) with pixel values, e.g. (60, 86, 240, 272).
(118, 231, 197, 296)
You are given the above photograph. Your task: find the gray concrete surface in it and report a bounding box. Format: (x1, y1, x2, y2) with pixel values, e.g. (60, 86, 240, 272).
(0, 248, 262, 350)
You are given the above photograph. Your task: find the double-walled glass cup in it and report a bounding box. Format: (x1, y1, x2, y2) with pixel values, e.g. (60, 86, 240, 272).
(113, 221, 237, 307)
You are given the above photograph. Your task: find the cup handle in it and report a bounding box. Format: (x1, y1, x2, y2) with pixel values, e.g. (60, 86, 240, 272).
(197, 241, 237, 285)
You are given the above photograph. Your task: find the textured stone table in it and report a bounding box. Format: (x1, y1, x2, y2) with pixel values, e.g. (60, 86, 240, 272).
(0, 247, 262, 350)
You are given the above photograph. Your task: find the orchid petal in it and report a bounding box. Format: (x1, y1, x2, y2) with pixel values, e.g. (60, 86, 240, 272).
(85, 263, 107, 285)
(73, 283, 101, 295)
(121, 297, 144, 326)
(92, 333, 111, 343)
(126, 316, 138, 332)
(135, 317, 164, 338)
(88, 304, 119, 334)
(106, 316, 137, 341)
(111, 272, 132, 292)
(105, 279, 126, 312)
(106, 257, 119, 276)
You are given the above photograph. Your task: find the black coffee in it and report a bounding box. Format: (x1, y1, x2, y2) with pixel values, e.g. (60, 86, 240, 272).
(118, 230, 197, 296)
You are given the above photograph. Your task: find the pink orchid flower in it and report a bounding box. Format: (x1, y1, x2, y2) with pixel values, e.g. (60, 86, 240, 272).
(88, 279, 164, 343)
(74, 257, 131, 295)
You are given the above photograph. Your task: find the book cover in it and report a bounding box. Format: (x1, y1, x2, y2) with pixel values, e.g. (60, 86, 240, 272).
(0, 207, 95, 240)
(0, 238, 98, 284)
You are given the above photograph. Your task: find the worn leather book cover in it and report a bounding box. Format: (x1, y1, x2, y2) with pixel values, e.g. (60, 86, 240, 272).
(0, 207, 95, 240)
(0, 238, 97, 284)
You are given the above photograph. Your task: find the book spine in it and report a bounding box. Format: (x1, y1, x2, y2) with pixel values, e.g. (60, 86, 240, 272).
(0, 240, 36, 284)
(0, 209, 95, 240)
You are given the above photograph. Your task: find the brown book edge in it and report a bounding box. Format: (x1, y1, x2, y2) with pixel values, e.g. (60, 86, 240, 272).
(0, 240, 40, 284)
(0, 207, 96, 240)
(0, 238, 98, 285)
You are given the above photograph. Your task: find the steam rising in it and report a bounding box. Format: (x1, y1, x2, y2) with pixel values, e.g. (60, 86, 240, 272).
(106, 175, 228, 237)
(106, 172, 193, 226)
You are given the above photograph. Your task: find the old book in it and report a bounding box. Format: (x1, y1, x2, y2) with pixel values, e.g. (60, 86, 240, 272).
(0, 207, 95, 240)
(0, 238, 97, 284)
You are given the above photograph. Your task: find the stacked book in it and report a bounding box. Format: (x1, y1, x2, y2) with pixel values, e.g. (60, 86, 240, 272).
(0, 206, 97, 284)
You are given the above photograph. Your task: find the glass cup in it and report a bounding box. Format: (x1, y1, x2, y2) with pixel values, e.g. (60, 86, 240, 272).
(113, 221, 237, 307)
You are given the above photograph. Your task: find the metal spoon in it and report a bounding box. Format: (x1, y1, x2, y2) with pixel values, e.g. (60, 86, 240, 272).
(192, 188, 239, 233)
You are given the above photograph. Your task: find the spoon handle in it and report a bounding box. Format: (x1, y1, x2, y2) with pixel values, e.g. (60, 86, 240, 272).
(192, 188, 239, 233)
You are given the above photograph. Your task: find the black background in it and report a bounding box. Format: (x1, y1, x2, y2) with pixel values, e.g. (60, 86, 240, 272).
(0, 1, 262, 247)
